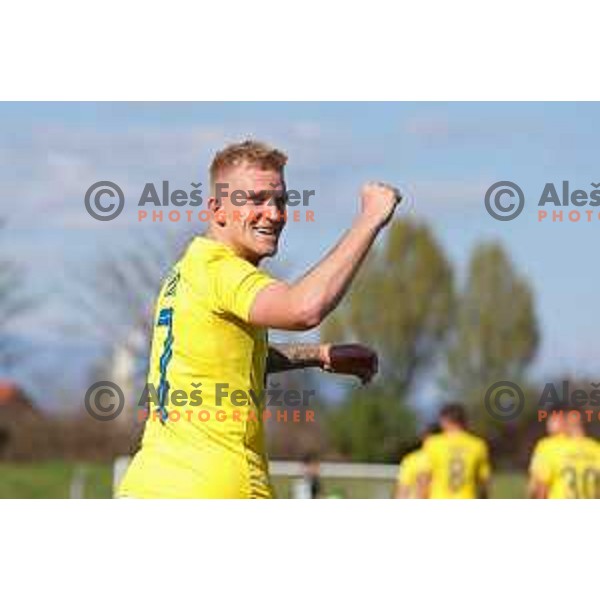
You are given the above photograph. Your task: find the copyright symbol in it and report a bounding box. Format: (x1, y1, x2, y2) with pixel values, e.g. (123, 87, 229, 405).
(84, 381, 125, 422)
(485, 181, 525, 221)
(84, 181, 125, 221)
(484, 381, 525, 422)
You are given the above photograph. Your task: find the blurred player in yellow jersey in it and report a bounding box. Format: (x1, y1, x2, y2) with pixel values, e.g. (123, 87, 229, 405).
(529, 408, 600, 499)
(394, 424, 440, 499)
(527, 408, 566, 497)
(422, 404, 491, 499)
(118, 140, 402, 498)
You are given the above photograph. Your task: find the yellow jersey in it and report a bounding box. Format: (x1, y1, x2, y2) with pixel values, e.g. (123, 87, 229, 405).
(118, 236, 276, 498)
(422, 430, 490, 499)
(529, 434, 566, 481)
(529, 435, 600, 499)
(396, 449, 428, 498)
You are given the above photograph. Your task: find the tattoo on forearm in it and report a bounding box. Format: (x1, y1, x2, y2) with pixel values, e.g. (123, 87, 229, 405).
(267, 344, 322, 373)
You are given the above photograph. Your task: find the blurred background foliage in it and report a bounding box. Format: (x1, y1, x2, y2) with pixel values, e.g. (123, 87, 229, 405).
(0, 214, 587, 495)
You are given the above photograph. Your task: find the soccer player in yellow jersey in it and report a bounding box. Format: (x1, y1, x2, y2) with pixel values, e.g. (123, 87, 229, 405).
(394, 424, 440, 499)
(528, 408, 567, 497)
(118, 140, 401, 498)
(422, 404, 491, 499)
(529, 408, 600, 499)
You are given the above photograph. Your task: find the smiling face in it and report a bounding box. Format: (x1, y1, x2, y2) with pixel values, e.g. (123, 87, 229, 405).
(209, 161, 286, 265)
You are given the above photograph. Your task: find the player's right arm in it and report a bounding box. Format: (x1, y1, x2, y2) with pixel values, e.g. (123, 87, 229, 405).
(394, 481, 410, 499)
(249, 183, 400, 331)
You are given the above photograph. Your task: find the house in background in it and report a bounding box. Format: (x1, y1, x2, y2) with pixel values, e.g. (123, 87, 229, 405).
(0, 380, 39, 457)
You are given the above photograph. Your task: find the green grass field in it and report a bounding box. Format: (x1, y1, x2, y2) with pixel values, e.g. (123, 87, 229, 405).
(0, 461, 528, 499)
(273, 472, 527, 499)
(0, 462, 114, 499)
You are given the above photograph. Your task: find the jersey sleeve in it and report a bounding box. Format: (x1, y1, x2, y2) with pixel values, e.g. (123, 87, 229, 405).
(397, 455, 416, 486)
(211, 255, 277, 322)
(414, 451, 431, 485)
(421, 438, 435, 474)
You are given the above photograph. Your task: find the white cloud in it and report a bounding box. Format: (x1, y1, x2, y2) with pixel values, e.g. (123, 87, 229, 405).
(0, 120, 388, 230)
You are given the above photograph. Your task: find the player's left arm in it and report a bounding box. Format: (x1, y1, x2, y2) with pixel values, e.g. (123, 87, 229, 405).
(267, 344, 323, 372)
(529, 479, 549, 499)
(267, 343, 378, 383)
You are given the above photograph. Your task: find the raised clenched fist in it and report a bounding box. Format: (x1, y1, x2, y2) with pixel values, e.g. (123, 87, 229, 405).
(360, 182, 402, 229)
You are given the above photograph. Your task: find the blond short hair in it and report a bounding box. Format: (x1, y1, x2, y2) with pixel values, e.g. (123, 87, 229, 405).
(209, 140, 288, 193)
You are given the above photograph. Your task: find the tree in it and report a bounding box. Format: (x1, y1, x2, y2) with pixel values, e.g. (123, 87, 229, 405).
(326, 386, 417, 462)
(323, 219, 455, 396)
(0, 219, 33, 370)
(322, 219, 455, 460)
(64, 230, 190, 377)
(440, 242, 539, 431)
(46, 229, 192, 435)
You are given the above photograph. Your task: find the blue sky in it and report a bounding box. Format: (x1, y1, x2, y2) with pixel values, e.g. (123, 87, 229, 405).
(1, 102, 599, 411)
